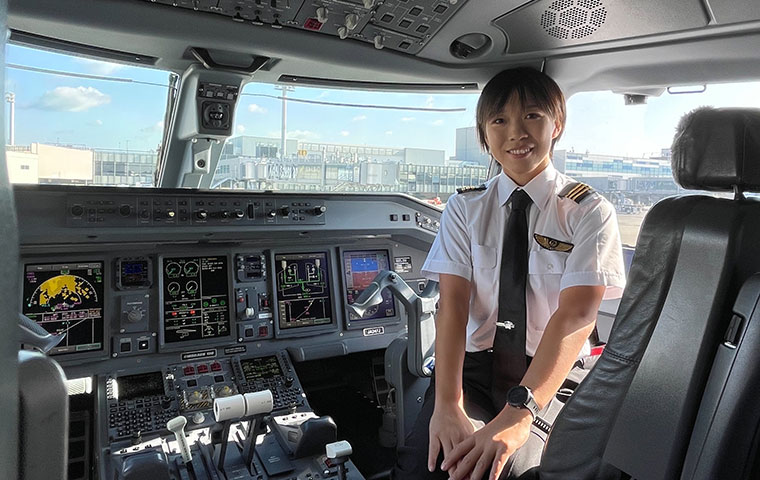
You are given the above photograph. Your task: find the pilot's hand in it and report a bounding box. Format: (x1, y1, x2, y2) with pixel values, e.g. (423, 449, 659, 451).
(427, 402, 475, 472)
(441, 407, 532, 480)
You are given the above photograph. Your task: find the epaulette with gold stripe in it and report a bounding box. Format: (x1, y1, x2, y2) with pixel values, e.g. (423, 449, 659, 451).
(456, 184, 487, 194)
(558, 182, 594, 203)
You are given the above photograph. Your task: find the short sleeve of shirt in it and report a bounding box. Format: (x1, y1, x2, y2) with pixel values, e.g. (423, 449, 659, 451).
(560, 198, 626, 300)
(421, 195, 472, 282)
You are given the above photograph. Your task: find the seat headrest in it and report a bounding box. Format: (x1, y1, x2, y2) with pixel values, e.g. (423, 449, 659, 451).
(671, 107, 760, 192)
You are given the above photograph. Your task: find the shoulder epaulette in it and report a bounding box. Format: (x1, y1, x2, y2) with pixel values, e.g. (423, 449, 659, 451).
(559, 182, 594, 203)
(456, 184, 487, 194)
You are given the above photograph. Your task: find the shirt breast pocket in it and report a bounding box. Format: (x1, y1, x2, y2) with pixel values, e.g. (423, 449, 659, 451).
(472, 244, 497, 269)
(528, 249, 568, 275)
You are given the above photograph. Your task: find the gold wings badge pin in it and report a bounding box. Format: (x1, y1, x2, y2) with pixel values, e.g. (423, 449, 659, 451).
(534, 234, 574, 253)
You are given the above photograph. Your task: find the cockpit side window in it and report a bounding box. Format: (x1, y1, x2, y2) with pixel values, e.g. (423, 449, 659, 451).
(556, 82, 760, 247)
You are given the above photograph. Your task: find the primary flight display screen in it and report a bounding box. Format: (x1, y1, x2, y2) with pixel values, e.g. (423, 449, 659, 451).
(23, 262, 104, 355)
(162, 256, 231, 343)
(343, 250, 396, 321)
(275, 252, 333, 329)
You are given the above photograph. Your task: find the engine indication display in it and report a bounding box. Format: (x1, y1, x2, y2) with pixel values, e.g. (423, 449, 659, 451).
(162, 256, 231, 343)
(23, 262, 105, 355)
(275, 252, 333, 329)
(343, 250, 396, 322)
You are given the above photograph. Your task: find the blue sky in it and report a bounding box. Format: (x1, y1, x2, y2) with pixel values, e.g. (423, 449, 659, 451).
(6, 43, 760, 159)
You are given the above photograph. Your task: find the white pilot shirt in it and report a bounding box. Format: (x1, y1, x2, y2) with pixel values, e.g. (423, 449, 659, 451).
(421, 163, 626, 356)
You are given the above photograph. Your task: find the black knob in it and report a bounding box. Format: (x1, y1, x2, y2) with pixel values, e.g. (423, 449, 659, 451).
(313, 205, 327, 216)
(196, 209, 208, 220)
(70, 205, 84, 217)
(131, 430, 142, 445)
(161, 397, 172, 410)
(119, 204, 131, 216)
(220, 210, 230, 219)
(284, 376, 294, 388)
(267, 210, 277, 219)
(280, 206, 290, 217)
(233, 209, 245, 219)
(139, 209, 150, 219)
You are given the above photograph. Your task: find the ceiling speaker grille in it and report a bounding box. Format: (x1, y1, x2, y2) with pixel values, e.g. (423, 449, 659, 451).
(541, 0, 607, 40)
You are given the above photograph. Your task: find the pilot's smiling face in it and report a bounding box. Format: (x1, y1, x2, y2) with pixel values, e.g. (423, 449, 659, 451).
(484, 93, 561, 186)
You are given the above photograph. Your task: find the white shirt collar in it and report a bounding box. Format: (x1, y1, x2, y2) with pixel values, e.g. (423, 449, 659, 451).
(497, 163, 557, 212)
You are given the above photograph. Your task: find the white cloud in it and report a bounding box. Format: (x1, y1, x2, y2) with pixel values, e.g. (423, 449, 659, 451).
(248, 103, 267, 114)
(32, 86, 110, 112)
(140, 120, 164, 134)
(236, 125, 246, 134)
(352, 115, 367, 122)
(340, 130, 350, 137)
(73, 58, 125, 76)
(425, 95, 435, 108)
(401, 117, 415, 122)
(432, 119, 444, 126)
(385, 130, 393, 135)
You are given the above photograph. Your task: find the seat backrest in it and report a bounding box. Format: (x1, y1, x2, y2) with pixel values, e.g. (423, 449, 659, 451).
(540, 107, 760, 480)
(0, 4, 20, 477)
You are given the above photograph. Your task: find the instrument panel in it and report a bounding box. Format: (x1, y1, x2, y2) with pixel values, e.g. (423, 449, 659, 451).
(15, 185, 440, 479)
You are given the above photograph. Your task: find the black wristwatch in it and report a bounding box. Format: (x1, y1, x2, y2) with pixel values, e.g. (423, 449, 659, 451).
(507, 385, 540, 420)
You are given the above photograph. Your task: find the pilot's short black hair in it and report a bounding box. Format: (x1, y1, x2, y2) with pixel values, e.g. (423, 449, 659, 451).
(476, 67, 567, 154)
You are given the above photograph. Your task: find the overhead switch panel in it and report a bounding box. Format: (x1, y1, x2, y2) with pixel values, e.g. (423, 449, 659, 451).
(140, 0, 468, 55)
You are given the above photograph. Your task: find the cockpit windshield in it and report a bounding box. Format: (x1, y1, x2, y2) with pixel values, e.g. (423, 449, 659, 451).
(5, 43, 174, 187)
(211, 82, 485, 206)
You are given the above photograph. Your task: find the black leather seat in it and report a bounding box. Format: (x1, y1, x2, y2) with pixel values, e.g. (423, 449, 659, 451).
(539, 107, 760, 480)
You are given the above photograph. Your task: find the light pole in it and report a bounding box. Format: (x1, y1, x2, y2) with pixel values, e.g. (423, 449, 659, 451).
(274, 85, 294, 160)
(5, 92, 15, 146)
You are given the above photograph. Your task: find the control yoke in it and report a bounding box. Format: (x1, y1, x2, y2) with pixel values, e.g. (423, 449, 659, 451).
(348, 270, 438, 377)
(18, 313, 65, 353)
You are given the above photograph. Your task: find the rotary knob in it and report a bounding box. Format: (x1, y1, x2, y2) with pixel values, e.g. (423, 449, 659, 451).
(279, 206, 290, 217)
(127, 309, 144, 323)
(192, 412, 206, 424)
(195, 209, 208, 220)
(313, 205, 327, 216)
(119, 204, 132, 216)
(267, 210, 277, 219)
(233, 209, 245, 219)
(70, 205, 84, 217)
(220, 210, 230, 219)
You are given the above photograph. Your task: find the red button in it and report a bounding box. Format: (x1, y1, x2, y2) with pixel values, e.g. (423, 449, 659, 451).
(211, 362, 222, 372)
(183, 366, 195, 375)
(197, 364, 209, 373)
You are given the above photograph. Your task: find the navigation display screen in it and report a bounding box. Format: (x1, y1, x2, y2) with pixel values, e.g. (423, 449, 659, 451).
(23, 262, 105, 355)
(162, 256, 231, 343)
(275, 252, 333, 329)
(343, 250, 396, 321)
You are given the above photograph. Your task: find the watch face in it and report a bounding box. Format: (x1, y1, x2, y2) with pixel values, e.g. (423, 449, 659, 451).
(508, 386, 529, 405)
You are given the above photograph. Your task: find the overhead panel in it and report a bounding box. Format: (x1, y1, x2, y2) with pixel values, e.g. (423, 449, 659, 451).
(495, 0, 709, 54)
(139, 0, 467, 55)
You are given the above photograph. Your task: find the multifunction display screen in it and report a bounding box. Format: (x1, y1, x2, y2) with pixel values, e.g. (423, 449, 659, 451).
(343, 250, 396, 321)
(23, 262, 104, 355)
(275, 252, 333, 329)
(162, 256, 231, 343)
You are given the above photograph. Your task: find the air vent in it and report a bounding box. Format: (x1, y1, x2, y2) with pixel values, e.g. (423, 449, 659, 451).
(450, 33, 492, 59)
(540, 0, 607, 40)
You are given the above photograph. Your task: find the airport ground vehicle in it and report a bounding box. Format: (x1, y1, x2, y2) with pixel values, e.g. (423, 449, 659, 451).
(3, 0, 760, 479)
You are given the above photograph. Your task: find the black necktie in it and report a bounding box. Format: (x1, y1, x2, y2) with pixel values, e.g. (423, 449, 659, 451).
(491, 188, 532, 408)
